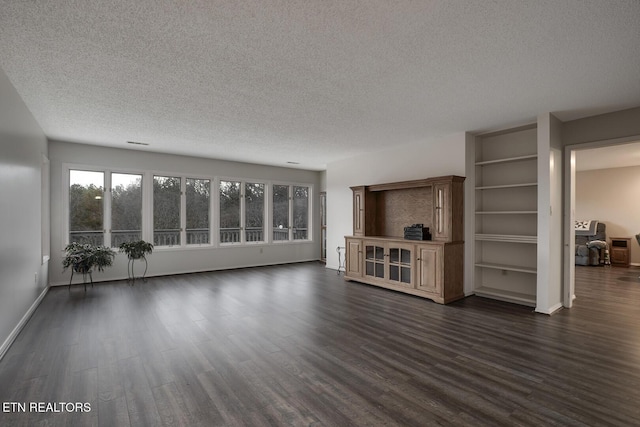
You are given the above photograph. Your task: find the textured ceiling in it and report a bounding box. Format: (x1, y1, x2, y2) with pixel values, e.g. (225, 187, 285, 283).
(1, 1, 639, 170)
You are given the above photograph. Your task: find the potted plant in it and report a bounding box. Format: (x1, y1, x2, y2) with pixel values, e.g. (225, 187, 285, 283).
(119, 240, 153, 284)
(63, 242, 116, 291)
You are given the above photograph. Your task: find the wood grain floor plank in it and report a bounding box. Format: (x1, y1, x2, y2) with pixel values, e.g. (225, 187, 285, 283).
(2, 263, 640, 425)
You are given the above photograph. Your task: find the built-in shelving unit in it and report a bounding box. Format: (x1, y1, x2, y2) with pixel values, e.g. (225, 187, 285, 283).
(471, 124, 538, 307)
(345, 176, 465, 304)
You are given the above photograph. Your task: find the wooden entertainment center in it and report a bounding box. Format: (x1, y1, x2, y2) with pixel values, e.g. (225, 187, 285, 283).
(344, 175, 465, 304)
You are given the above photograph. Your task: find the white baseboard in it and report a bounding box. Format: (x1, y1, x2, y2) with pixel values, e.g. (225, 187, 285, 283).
(535, 302, 564, 315)
(0, 286, 49, 361)
(49, 259, 323, 287)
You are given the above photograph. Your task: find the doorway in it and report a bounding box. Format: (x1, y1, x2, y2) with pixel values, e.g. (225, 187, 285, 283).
(564, 136, 640, 307)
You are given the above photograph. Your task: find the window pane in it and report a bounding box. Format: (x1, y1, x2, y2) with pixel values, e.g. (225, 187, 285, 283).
(245, 182, 264, 242)
(220, 180, 241, 243)
(111, 173, 142, 247)
(69, 170, 104, 245)
(273, 184, 289, 241)
(154, 176, 181, 246)
(186, 178, 210, 245)
(293, 186, 309, 240)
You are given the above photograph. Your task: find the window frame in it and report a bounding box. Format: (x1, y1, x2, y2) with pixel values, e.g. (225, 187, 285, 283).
(218, 176, 269, 246)
(271, 181, 313, 243)
(63, 163, 313, 252)
(185, 177, 213, 246)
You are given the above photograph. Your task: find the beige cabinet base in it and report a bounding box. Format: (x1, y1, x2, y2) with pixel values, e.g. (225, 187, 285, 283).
(345, 236, 464, 304)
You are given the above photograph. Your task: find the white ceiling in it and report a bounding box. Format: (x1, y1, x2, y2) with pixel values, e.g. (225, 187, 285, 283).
(1, 1, 639, 171)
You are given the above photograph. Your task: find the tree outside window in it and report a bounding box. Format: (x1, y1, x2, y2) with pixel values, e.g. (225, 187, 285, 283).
(245, 183, 265, 242)
(293, 186, 309, 240)
(153, 176, 181, 246)
(186, 178, 210, 245)
(111, 173, 142, 246)
(272, 184, 290, 241)
(69, 170, 104, 245)
(220, 180, 241, 243)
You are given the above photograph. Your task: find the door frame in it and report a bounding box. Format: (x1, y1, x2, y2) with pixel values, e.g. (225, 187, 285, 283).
(563, 135, 640, 307)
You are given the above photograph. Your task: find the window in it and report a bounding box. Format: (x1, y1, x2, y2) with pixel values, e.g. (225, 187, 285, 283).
(293, 186, 309, 240)
(186, 178, 210, 245)
(272, 184, 311, 241)
(69, 170, 104, 245)
(220, 180, 241, 243)
(111, 173, 142, 246)
(66, 165, 312, 250)
(153, 176, 181, 246)
(219, 180, 266, 244)
(272, 184, 289, 241)
(245, 182, 265, 242)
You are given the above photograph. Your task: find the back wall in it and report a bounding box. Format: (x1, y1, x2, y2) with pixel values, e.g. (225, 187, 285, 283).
(576, 165, 640, 265)
(49, 141, 322, 285)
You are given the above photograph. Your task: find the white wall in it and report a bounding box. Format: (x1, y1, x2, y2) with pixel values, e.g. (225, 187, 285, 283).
(536, 113, 564, 314)
(576, 165, 640, 265)
(325, 132, 466, 271)
(49, 141, 322, 285)
(0, 68, 49, 358)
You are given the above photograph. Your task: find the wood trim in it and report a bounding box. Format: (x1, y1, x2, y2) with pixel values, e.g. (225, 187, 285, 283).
(365, 175, 464, 192)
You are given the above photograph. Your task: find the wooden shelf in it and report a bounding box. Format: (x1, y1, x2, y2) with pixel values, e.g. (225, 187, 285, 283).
(474, 286, 536, 307)
(475, 182, 537, 190)
(475, 234, 537, 244)
(475, 262, 536, 274)
(346, 176, 465, 304)
(475, 154, 537, 166)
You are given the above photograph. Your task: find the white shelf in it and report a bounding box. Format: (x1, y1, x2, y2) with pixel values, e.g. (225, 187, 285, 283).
(475, 234, 537, 244)
(476, 211, 537, 215)
(471, 124, 539, 308)
(474, 286, 536, 307)
(475, 262, 536, 274)
(475, 154, 537, 166)
(475, 182, 537, 190)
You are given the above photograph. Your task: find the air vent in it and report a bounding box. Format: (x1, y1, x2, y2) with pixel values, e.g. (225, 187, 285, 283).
(127, 141, 149, 146)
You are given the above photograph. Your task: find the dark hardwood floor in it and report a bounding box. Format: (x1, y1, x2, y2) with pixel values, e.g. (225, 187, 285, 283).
(1, 263, 640, 426)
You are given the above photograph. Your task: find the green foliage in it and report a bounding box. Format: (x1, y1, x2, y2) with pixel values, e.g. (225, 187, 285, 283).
(219, 181, 241, 228)
(245, 183, 265, 228)
(69, 183, 103, 232)
(186, 178, 210, 229)
(62, 242, 116, 273)
(153, 176, 181, 230)
(272, 184, 289, 227)
(111, 178, 142, 231)
(119, 240, 154, 260)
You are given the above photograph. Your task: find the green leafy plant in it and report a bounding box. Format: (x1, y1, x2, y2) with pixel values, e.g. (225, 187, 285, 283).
(118, 240, 154, 260)
(119, 240, 153, 283)
(63, 242, 116, 290)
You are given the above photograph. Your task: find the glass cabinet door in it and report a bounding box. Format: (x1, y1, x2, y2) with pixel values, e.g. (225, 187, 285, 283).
(389, 245, 413, 286)
(365, 243, 385, 279)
